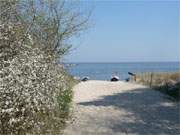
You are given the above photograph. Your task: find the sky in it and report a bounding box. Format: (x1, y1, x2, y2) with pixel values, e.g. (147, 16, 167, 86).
(66, 0, 179, 62)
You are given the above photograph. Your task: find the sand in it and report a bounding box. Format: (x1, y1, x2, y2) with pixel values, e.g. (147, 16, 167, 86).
(64, 80, 180, 135)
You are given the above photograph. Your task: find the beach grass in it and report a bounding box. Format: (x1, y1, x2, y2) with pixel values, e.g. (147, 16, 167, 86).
(135, 72, 180, 100)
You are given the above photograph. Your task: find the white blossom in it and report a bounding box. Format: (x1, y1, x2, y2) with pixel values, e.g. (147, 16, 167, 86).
(0, 23, 73, 134)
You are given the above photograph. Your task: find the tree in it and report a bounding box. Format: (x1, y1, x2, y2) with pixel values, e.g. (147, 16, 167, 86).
(0, 0, 89, 134)
(0, 0, 90, 58)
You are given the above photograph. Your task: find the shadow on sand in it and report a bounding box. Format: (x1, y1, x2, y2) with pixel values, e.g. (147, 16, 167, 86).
(78, 87, 180, 134)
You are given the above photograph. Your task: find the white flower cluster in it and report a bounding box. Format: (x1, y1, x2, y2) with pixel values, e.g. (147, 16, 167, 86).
(0, 23, 72, 134)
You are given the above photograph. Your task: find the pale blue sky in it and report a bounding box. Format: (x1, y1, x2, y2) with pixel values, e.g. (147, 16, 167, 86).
(66, 0, 179, 62)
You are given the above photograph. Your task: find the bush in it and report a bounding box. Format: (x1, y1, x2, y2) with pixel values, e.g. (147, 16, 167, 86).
(0, 23, 73, 134)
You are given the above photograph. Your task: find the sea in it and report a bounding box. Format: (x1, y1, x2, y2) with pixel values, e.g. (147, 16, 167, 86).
(65, 62, 180, 80)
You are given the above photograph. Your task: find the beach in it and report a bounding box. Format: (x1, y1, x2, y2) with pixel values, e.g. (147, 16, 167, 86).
(64, 80, 180, 135)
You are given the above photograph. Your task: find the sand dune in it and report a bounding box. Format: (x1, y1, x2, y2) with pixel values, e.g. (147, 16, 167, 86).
(64, 80, 180, 135)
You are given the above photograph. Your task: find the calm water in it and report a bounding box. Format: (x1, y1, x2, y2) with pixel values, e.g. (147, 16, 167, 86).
(66, 62, 180, 80)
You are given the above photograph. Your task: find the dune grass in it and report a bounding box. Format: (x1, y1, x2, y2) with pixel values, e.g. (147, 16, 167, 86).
(135, 72, 180, 101)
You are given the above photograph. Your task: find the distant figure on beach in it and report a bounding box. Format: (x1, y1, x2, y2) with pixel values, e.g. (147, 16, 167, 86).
(125, 78, 130, 82)
(81, 76, 89, 82)
(111, 72, 119, 81)
(128, 72, 136, 81)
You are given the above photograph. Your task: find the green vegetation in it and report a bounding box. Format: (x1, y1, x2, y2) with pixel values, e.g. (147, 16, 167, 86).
(135, 72, 180, 101)
(0, 0, 87, 134)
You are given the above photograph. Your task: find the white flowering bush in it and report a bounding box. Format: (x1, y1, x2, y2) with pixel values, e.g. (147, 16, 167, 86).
(0, 23, 73, 134)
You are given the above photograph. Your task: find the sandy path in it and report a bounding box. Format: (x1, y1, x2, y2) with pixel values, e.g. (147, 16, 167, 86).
(64, 80, 180, 135)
